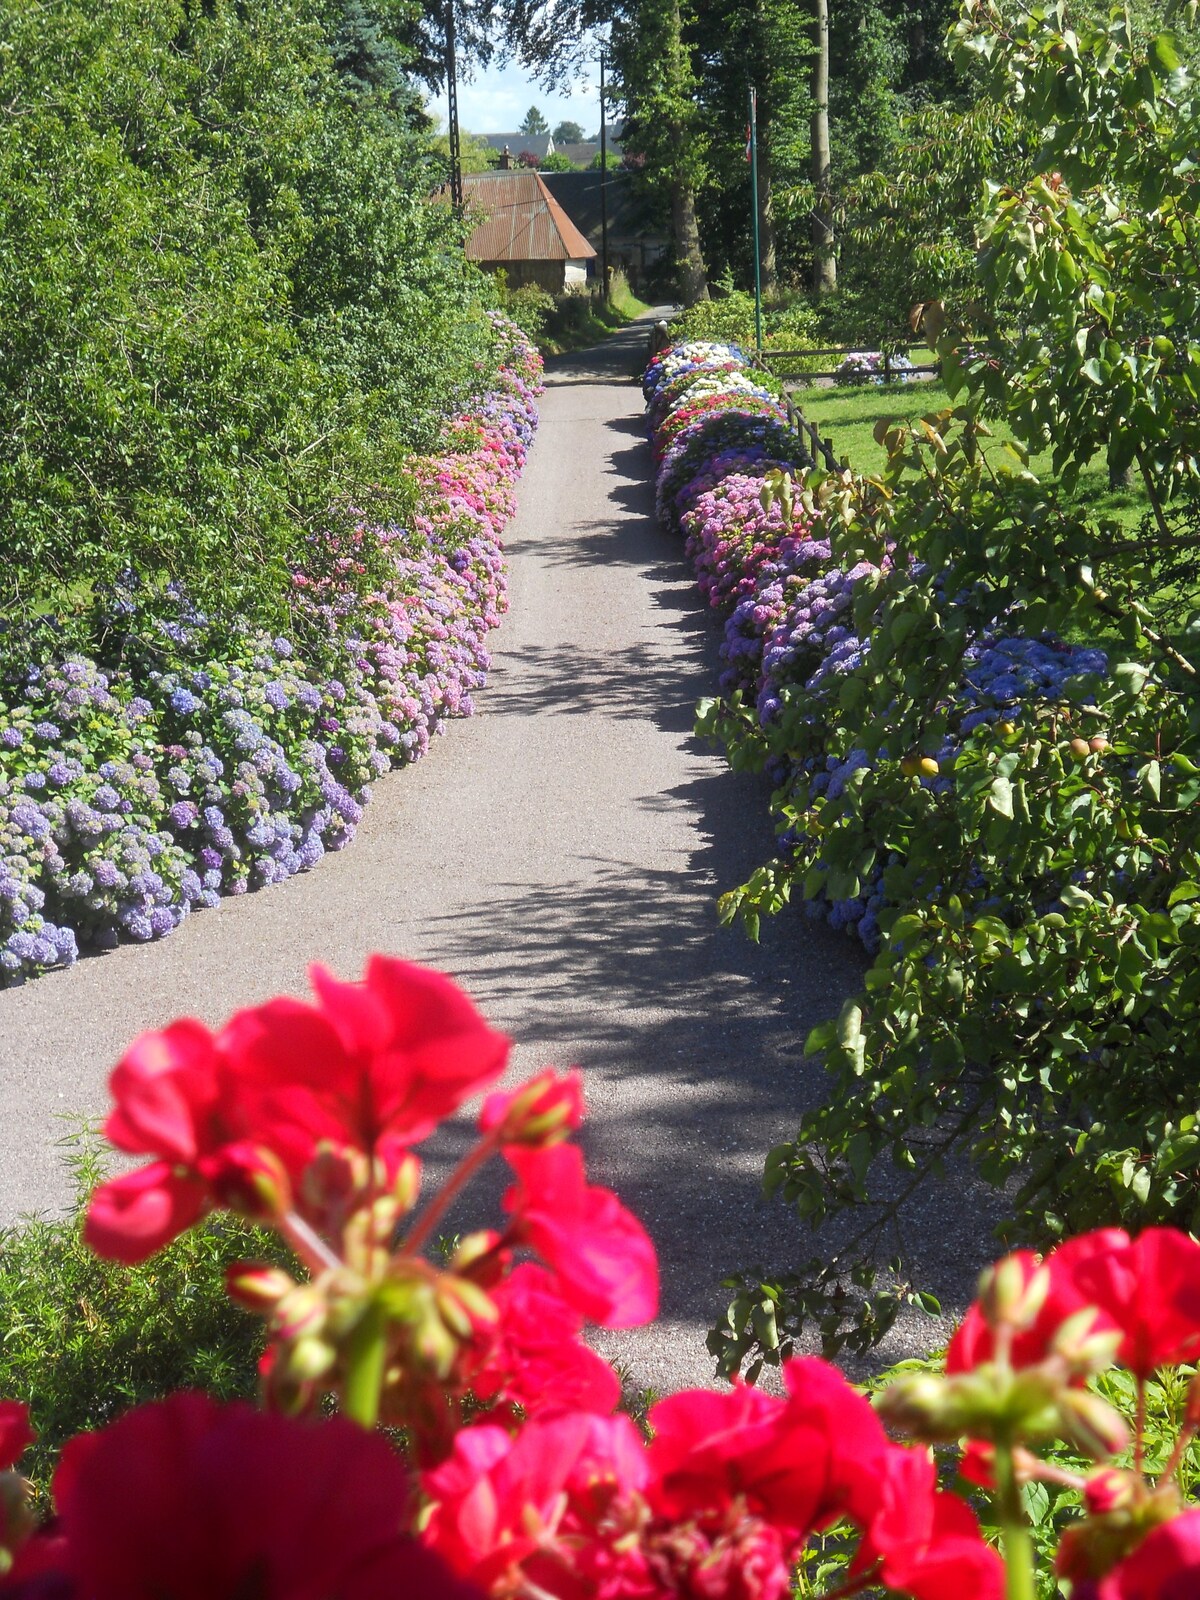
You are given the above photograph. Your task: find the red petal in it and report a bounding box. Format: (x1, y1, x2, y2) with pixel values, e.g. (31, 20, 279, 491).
(83, 1164, 209, 1263)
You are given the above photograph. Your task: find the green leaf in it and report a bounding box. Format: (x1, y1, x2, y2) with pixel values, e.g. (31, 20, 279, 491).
(988, 774, 1014, 818)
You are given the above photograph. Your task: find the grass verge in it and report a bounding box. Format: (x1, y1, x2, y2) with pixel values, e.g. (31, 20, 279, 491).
(541, 281, 652, 356)
(795, 379, 1147, 532)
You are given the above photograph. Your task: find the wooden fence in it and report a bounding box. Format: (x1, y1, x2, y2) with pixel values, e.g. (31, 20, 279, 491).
(746, 352, 837, 471)
(751, 341, 941, 471)
(761, 342, 940, 385)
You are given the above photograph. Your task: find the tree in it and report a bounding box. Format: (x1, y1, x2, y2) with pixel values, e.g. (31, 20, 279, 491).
(519, 104, 549, 134)
(540, 150, 577, 168)
(552, 117, 585, 141)
(614, 0, 709, 302)
(691, 0, 811, 295)
(429, 125, 498, 171)
(330, 1, 430, 118)
(811, 0, 835, 291)
(488, 0, 708, 301)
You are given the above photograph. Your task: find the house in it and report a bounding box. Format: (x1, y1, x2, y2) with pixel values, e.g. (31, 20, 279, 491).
(539, 171, 669, 293)
(480, 132, 556, 164)
(554, 139, 623, 169)
(456, 170, 596, 293)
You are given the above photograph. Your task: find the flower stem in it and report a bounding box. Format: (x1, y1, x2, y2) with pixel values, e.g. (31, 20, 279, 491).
(278, 1209, 342, 1276)
(1135, 1378, 1147, 1476)
(343, 1300, 388, 1430)
(993, 1442, 1037, 1600)
(399, 1133, 500, 1255)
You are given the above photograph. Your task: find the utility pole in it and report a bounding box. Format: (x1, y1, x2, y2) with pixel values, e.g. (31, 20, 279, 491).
(599, 45, 610, 299)
(445, 0, 463, 209)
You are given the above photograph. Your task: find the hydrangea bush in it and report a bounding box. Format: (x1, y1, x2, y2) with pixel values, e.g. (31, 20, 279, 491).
(649, 96, 1200, 1376)
(646, 343, 1108, 957)
(2, 957, 1200, 1598)
(0, 317, 542, 985)
(834, 351, 918, 385)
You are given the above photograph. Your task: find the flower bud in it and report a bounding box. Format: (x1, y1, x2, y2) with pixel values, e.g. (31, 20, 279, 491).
(303, 1144, 370, 1215)
(1057, 1389, 1131, 1462)
(272, 1284, 328, 1343)
(0, 1473, 34, 1560)
(209, 1143, 292, 1221)
(1185, 1368, 1200, 1428)
(390, 1153, 422, 1214)
(434, 1275, 499, 1339)
(285, 1334, 337, 1383)
(342, 1197, 402, 1275)
(450, 1230, 500, 1271)
(1085, 1467, 1139, 1517)
(449, 1230, 509, 1287)
(225, 1263, 296, 1314)
(978, 1257, 1050, 1333)
(414, 1298, 461, 1378)
(479, 1070, 585, 1148)
(876, 1373, 952, 1437)
(258, 1346, 316, 1418)
(1051, 1308, 1122, 1376)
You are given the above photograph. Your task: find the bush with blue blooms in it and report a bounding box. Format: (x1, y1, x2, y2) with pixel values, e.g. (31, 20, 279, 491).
(0, 317, 542, 985)
(644, 332, 1200, 1377)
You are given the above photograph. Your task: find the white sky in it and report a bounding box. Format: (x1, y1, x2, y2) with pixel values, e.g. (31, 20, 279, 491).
(427, 56, 605, 138)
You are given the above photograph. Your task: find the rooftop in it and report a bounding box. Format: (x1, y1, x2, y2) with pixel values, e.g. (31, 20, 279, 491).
(455, 171, 597, 263)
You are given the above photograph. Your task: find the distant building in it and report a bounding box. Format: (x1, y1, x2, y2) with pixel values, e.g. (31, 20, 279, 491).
(539, 171, 668, 292)
(554, 140, 623, 169)
(454, 170, 596, 293)
(479, 132, 556, 163)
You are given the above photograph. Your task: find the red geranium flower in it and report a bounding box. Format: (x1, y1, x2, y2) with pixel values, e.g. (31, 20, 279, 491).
(422, 1412, 649, 1595)
(1066, 1228, 1200, 1377)
(647, 1358, 889, 1536)
(25, 1392, 478, 1600)
(1094, 1506, 1200, 1599)
(83, 1022, 280, 1263)
(852, 1446, 1004, 1600)
(222, 957, 511, 1155)
(0, 1405, 33, 1472)
(502, 1144, 658, 1327)
(946, 1235, 1124, 1374)
(465, 1265, 621, 1419)
(479, 1070, 584, 1147)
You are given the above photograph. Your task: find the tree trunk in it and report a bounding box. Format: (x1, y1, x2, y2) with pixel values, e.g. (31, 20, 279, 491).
(673, 174, 709, 304)
(811, 0, 835, 294)
(1108, 442, 1134, 488)
(758, 141, 777, 296)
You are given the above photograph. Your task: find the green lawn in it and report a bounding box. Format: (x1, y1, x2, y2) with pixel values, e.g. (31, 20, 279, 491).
(795, 379, 1148, 533)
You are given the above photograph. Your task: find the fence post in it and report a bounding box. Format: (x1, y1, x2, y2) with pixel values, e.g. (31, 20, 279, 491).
(883, 350, 891, 384)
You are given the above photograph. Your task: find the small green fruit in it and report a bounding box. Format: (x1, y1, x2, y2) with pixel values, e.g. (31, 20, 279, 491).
(1088, 736, 1109, 754)
(1069, 738, 1090, 762)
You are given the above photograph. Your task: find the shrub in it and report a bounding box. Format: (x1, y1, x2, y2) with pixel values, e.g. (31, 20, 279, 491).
(0, 1136, 278, 1502)
(668, 291, 760, 349)
(0, 319, 543, 984)
(0, 0, 492, 646)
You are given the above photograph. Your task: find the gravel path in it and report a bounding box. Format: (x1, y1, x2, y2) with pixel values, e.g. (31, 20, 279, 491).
(0, 311, 991, 1393)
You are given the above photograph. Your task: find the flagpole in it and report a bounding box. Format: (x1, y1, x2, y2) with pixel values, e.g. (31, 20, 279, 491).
(749, 85, 762, 351)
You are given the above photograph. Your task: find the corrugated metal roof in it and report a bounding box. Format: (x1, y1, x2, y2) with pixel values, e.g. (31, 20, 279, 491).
(458, 172, 596, 263)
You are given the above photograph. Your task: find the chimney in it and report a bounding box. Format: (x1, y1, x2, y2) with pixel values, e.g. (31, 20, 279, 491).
(498, 145, 511, 170)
